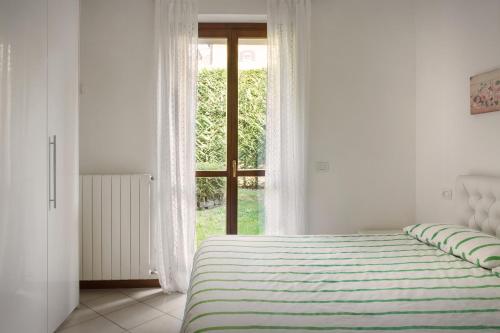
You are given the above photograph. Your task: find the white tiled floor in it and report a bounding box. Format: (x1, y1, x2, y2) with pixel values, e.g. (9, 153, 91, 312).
(57, 288, 184, 333)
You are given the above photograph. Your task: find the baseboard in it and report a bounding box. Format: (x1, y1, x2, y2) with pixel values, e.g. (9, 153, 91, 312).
(80, 279, 161, 289)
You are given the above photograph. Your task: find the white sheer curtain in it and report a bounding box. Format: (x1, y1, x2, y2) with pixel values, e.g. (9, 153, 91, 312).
(265, 0, 310, 235)
(152, 0, 198, 293)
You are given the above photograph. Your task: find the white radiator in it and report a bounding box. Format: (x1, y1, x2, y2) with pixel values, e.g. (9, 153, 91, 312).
(79, 174, 155, 280)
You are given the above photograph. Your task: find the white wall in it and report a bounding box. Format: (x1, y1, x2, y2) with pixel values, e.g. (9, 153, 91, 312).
(308, 0, 416, 233)
(80, 0, 417, 234)
(415, 0, 500, 225)
(80, 0, 155, 174)
(199, 0, 265, 15)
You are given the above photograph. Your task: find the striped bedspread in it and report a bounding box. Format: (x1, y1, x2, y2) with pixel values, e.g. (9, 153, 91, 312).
(182, 234, 500, 332)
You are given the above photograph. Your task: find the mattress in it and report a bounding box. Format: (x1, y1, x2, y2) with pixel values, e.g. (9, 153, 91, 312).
(182, 233, 500, 332)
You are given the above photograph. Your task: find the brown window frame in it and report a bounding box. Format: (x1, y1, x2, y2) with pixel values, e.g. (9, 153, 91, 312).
(196, 23, 267, 235)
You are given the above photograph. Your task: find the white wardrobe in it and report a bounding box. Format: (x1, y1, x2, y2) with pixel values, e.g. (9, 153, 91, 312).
(0, 0, 80, 332)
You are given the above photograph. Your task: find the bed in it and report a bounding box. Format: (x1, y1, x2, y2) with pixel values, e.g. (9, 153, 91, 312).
(182, 176, 500, 332)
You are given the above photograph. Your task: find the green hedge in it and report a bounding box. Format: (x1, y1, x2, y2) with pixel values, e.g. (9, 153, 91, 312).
(196, 68, 266, 209)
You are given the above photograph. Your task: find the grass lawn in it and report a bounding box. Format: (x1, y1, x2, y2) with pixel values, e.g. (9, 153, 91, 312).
(196, 188, 264, 247)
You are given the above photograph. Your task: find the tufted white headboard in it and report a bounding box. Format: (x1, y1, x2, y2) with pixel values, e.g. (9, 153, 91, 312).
(455, 175, 500, 237)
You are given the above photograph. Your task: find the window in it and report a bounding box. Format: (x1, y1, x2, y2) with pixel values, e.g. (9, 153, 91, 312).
(195, 23, 267, 246)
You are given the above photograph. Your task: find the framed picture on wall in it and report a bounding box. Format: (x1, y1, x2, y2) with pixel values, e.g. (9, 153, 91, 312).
(470, 68, 500, 115)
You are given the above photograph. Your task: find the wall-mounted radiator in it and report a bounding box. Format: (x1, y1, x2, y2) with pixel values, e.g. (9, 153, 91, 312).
(79, 174, 155, 281)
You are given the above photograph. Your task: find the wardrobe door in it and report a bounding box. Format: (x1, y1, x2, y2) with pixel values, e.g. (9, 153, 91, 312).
(0, 0, 49, 332)
(47, 0, 80, 330)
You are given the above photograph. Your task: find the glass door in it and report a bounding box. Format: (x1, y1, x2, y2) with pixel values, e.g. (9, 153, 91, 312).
(195, 24, 267, 246)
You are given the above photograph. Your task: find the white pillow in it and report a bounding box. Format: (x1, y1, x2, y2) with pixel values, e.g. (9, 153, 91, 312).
(404, 223, 500, 269)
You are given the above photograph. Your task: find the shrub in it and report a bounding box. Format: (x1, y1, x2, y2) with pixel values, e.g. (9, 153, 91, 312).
(196, 68, 266, 209)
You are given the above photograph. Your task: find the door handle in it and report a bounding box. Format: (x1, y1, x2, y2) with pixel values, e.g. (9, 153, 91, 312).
(49, 135, 56, 209)
(232, 160, 237, 178)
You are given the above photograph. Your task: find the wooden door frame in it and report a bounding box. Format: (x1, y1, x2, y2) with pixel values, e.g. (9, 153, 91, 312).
(196, 23, 267, 234)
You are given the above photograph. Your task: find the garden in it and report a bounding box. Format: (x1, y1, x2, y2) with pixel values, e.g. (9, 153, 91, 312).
(196, 68, 266, 245)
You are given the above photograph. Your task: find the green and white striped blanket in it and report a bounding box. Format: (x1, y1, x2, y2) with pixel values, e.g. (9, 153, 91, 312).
(182, 234, 500, 333)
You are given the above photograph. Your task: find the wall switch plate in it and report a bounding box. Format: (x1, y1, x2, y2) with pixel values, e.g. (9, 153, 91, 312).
(442, 189, 453, 200)
(316, 161, 330, 173)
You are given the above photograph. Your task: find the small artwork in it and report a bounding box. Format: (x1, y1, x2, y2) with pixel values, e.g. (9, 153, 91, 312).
(470, 69, 500, 115)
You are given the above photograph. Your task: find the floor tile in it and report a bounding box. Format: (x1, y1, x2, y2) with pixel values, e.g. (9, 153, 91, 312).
(129, 314, 182, 333)
(120, 288, 163, 301)
(143, 293, 186, 314)
(167, 306, 185, 321)
(84, 292, 138, 315)
(104, 302, 164, 330)
(57, 316, 124, 333)
(57, 304, 100, 330)
(80, 289, 113, 303)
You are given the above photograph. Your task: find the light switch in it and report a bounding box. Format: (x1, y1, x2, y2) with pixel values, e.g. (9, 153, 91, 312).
(316, 161, 330, 173)
(442, 189, 453, 200)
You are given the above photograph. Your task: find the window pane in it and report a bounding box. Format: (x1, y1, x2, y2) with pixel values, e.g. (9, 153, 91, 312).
(197, 38, 227, 171)
(237, 176, 265, 235)
(196, 177, 226, 247)
(238, 38, 267, 170)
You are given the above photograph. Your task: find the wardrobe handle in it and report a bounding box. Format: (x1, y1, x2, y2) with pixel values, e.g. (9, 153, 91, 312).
(49, 135, 57, 209)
